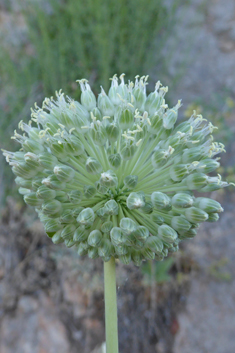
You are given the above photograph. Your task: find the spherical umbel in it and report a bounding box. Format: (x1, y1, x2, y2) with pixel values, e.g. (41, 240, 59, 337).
(2, 74, 232, 265)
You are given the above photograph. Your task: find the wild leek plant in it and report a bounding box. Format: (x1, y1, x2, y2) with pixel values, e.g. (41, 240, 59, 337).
(3, 74, 230, 353)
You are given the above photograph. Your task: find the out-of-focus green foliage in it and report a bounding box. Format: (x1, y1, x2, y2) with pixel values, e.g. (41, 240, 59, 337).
(141, 257, 175, 284)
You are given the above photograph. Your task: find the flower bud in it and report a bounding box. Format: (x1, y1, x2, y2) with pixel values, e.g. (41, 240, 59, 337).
(68, 190, 83, 204)
(124, 175, 138, 189)
(36, 185, 56, 200)
(151, 149, 168, 168)
(182, 147, 204, 164)
(185, 173, 208, 190)
(144, 236, 163, 254)
(88, 230, 103, 247)
(86, 157, 103, 174)
(83, 185, 96, 199)
(22, 139, 45, 154)
(170, 164, 188, 182)
(32, 177, 43, 190)
(133, 83, 146, 111)
(80, 81, 96, 111)
(65, 135, 84, 156)
(18, 187, 31, 195)
(88, 247, 99, 259)
(131, 250, 143, 266)
(91, 124, 107, 146)
(12, 162, 38, 179)
(55, 191, 69, 202)
(151, 214, 165, 225)
(120, 143, 137, 160)
(132, 226, 149, 242)
(24, 192, 43, 207)
(101, 221, 113, 233)
(163, 108, 178, 129)
(96, 207, 109, 221)
(77, 208, 95, 226)
(44, 219, 62, 233)
(104, 200, 119, 215)
(172, 193, 194, 208)
(115, 244, 129, 256)
(184, 207, 208, 223)
(119, 253, 131, 265)
(38, 152, 58, 169)
(100, 170, 118, 188)
(145, 90, 163, 115)
(54, 165, 75, 182)
(141, 247, 155, 260)
(120, 217, 137, 235)
(106, 123, 120, 142)
(108, 153, 122, 169)
(148, 114, 162, 134)
(158, 224, 178, 243)
(15, 177, 32, 189)
(139, 201, 153, 214)
(51, 230, 64, 244)
(73, 226, 88, 242)
(50, 142, 69, 161)
(42, 175, 66, 190)
(178, 228, 197, 239)
(92, 107, 102, 120)
(119, 108, 134, 130)
(42, 200, 62, 215)
(207, 213, 219, 222)
(77, 242, 89, 256)
(193, 197, 223, 213)
(60, 210, 75, 223)
(127, 192, 145, 210)
(95, 181, 109, 194)
(72, 207, 84, 218)
(151, 192, 171, 210)
(196, 158, 220, 174)
(171, 216, 191, 232)
(98, 88, 115, 116)
(110, 227, 125, 246)
(98, 239, 113, 257)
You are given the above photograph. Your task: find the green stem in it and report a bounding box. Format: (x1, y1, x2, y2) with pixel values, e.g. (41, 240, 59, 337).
(104, 257, 119, 353)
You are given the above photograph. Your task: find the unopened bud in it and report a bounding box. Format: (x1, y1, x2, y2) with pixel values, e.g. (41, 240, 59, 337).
(120, 217, 137, 235)
(170, 164, 188, 182)
(42, 200, 62, 215)
(83, 185, 96, 198)
(86, 157, 103, 174)
(151, 192, 171, 210)
(24, 192, 43, 207)
(98, 88, 115, 116)
(68, 190, 83, 204)
(172, 193, 194, 208)
(106, 123, 120, 142)
(207, 213, 219, 222)
(104, 200, 119, 215)
(42, 175, 66, 190)
(108, 153, 122, 169)
(37, 185, 56, 200)
(193, 197, 223, 213)
(73, 226, 88, 242)
(127, 192, 145, 210)
(101, 221, 113, 233)
(185, 173, 208, 190)
(38, 152, 58, 169)
(88, 230, 103, 247)
(144, 236, 163, 254)
(110, 227, 125, 246)
(119, 108, 134, 130)
(100, 170, 118, 188)
(171, 216, 191, 232)
(77, 207, 95, 226)
(158, 224, 178, 243)
(184, 207, 208, 223)
(54, 165, 75, 182)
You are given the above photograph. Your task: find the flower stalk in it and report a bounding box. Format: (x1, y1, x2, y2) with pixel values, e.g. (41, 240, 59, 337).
(104, 257, 119, 353)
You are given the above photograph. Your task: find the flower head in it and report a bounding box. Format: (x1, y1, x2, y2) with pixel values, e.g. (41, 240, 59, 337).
(3, 74, 231, 266)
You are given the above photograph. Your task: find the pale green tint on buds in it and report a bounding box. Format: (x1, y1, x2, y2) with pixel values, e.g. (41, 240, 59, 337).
(4, 74, 230, 265)
(127, 192, 145, 210)
(124, 175, 138, 189)
(151, 192, 171, 210)
(86, 157, 103, 174)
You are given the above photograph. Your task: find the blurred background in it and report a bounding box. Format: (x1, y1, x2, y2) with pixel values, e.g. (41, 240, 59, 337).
(0, 0, 235, 352)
